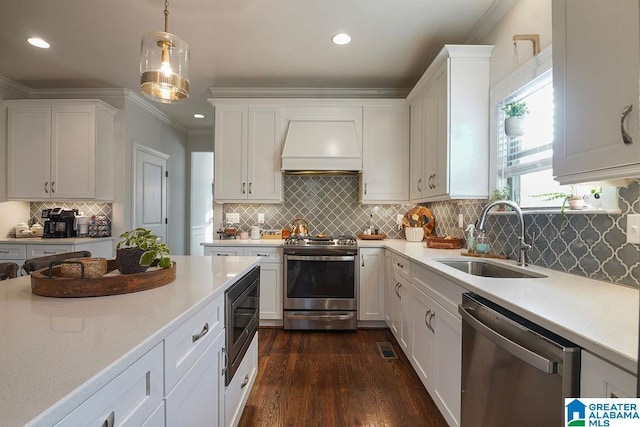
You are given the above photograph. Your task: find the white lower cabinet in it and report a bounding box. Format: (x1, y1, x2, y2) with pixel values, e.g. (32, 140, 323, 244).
(165, 331, 225, 427)
(225, 335, 259, 427)
(358, 247, 386, 321)
(55, 343, 164, 427)
(580, 351, 637, 398)
(387, 271, 412, 354)
(205, 246, 283, 324)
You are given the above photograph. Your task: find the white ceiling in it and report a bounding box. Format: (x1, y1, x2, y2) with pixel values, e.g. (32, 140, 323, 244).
(0, 0, 507, 130)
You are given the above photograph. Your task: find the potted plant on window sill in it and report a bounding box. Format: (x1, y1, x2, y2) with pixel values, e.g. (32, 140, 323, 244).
(490, 185, 511, 211)
(502, 100, 529, 137)
(116, 227, 172, 274)
(533, 186, 584, 224)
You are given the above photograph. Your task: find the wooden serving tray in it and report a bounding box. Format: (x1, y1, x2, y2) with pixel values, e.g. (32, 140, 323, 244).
(31, 260, 177, 298)
(358, 234, 387, 240)
(425, 236, 463, 249)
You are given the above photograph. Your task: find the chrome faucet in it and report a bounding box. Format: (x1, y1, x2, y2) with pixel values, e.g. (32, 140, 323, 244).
(477, 200, 531, 267)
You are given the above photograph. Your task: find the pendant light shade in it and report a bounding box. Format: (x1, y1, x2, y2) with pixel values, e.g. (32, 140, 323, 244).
(140, 1, 190, 103)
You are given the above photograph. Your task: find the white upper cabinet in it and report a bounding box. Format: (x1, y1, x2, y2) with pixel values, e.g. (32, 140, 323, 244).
(553, 0, 640, 183)
(407, 45, 493, 202)
(6, 100, 116, 201)
(213, 104, 284, 203)
(361, 102, 410, 203)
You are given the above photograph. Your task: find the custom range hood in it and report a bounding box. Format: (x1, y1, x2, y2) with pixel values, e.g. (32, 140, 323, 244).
(281, 120, 362, 175)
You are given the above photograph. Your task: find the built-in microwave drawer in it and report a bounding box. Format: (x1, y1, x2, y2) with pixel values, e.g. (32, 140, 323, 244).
(391, 253, 411, 279)
(164, 294, 224, 394)
(244, 247, 281, 263)
(0, 244, 26, 260)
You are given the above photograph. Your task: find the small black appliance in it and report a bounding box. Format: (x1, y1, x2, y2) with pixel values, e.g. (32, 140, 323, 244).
(42, 208, 78, 238)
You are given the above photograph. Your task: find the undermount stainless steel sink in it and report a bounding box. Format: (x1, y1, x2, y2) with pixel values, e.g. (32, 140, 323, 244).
(436, 259, 547, 279)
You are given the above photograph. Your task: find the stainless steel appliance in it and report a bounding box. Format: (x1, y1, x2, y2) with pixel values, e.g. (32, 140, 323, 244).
(459, 293, 580, 426)
(42, 208, 78, 238)
(224, 266, 259, 386)
(283, 235, 358, 330)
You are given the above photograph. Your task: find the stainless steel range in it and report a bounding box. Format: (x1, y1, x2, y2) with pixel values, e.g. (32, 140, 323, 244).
(283, 235, 358, 330)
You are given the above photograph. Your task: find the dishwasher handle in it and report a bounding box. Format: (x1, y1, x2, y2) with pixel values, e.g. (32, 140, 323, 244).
(459, 304, 558, 374)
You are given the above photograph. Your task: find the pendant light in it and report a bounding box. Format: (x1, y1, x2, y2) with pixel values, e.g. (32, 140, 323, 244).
(140, 0, 190, 103)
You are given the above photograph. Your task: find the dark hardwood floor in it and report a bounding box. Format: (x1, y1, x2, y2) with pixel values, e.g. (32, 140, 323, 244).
(238, 328, 448, 427)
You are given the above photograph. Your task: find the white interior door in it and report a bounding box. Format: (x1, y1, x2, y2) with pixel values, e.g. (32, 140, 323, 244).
(134, 144, 168, 244)
(190, 152, 214, 255)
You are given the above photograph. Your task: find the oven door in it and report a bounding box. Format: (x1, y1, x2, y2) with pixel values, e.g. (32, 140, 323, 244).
(284, 254, 357, 311)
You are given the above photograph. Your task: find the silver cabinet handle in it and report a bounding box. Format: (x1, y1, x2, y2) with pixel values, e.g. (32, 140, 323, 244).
(424, 309, 431, 327)
(394, 282, 401, 298)
(216, 253, 229, 256)
(51, 181, 55, 193)
(396, 262, 404, 269)
(417, 178, 422, 192)
(0, 250, 10, 254)
(221, 346, 228, 376)
(256, 253, 270, 257)
(44, 181, 49, 193)
(361, 255, 365, 267)
(241, 373, 250, 389)
(248, 182, 252, 194)
(458, 304, 557, 374)
(191, 322, 209, 342)
(428, 312, 436, 333)
(102, 411, 115, 427)
(621, 104, 633, 145)
(43, 251, 57, 255)
(242, 182, 246, 194)
(364, 183, 368, 195)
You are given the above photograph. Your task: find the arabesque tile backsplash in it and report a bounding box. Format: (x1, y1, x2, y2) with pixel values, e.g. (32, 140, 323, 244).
(224, 176, 640, 288)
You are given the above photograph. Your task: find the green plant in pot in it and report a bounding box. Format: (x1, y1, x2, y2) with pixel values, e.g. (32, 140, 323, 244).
(502, 100, 529, 137)
(532, 186, 582, 225)
(116, 227, 172, 274)
(490, 185, 511, 211)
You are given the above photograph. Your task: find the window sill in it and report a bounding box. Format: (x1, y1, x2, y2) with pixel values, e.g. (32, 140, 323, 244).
(488, 208, 621, 216)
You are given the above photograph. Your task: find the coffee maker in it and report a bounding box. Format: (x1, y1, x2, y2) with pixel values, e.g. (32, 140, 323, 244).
(42, 208, 78, 238)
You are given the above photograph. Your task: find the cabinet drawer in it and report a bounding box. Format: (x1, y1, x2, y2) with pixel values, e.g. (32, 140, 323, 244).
(391, 253, 411, 279)
(165, 294, 224, 393)
(27, 245, 72, 258)
(244, 247, 281, 263)
(581, 351, 637, 398)
(55, 343, 163, 427)
(225, 334, 258, 427)
(0, 244, 26, 260)
(411, 263, 467, 316)
(205, 247, 243, 257)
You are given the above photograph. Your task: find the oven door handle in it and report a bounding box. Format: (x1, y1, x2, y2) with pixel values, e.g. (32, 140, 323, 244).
(286, 255, 355, 261)
(286, 312, 355, 321)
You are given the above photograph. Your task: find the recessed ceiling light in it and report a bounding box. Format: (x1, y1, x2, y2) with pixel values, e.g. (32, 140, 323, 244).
(27, 37, 50, 49)
(332, 33, 351, 46)
(193, 113, 205, 119)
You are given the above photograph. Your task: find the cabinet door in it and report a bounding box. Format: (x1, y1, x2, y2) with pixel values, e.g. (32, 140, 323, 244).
(580, 351, 637, 398)
(362, 105, 410, 202)
(422, 78, 439, 198)
(165, 331, 224, 427)
(7, 105, 51, 199)
(409, 95, 425, 201)
(358, 247, 385, 321)
(51, 105, 96, 199)
(410, 285, 436, 391)
(214, 106, 248, 200)
(553, 0, 640, 182)
(387, 274, 401, 337)
(256, 261, 282, 321)
(384, 250, 393, 324)
(432, 300, 461, 427)
(398, 276, 412, 354)
(430, 63, 449, 198)
(247, 107, 283, 201)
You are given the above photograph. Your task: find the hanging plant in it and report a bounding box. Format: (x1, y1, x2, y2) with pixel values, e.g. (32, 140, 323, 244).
(502, 100, 529, 137)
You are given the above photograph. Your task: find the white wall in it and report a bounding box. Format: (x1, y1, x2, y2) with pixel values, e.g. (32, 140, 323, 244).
(480, 0, 552, 87)
(120, 98, 188, 255)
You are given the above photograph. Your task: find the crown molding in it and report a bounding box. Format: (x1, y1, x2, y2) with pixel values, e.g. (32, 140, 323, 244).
(0, 75, 32, 97)
(465, 0, 519, 44)
(209, 87, 410, 99)
(122, 89, 187, 133)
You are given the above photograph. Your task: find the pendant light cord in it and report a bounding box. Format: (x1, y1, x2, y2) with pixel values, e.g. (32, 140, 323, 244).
(164, 0, 169, 33)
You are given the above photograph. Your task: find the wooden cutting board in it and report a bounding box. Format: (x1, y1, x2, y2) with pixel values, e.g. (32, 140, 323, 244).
(402, 206, 435, 238)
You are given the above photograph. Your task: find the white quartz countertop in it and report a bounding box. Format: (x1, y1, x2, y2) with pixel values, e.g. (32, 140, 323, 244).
(0, 255, 259, 427)
(205, 237, 639, 373)
(0, 237, 115, 244)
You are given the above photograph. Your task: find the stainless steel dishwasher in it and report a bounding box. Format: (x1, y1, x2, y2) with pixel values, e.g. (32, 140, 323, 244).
(458, 293, 580, 427)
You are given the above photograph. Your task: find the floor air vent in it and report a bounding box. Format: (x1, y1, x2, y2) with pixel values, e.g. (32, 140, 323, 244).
(377, 342, 398, 359)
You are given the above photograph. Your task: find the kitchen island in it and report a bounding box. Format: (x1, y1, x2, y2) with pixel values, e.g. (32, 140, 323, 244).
(0, 255, 259, 427)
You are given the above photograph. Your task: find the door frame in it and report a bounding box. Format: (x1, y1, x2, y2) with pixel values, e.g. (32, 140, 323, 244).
(133, 143, 169, 245)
